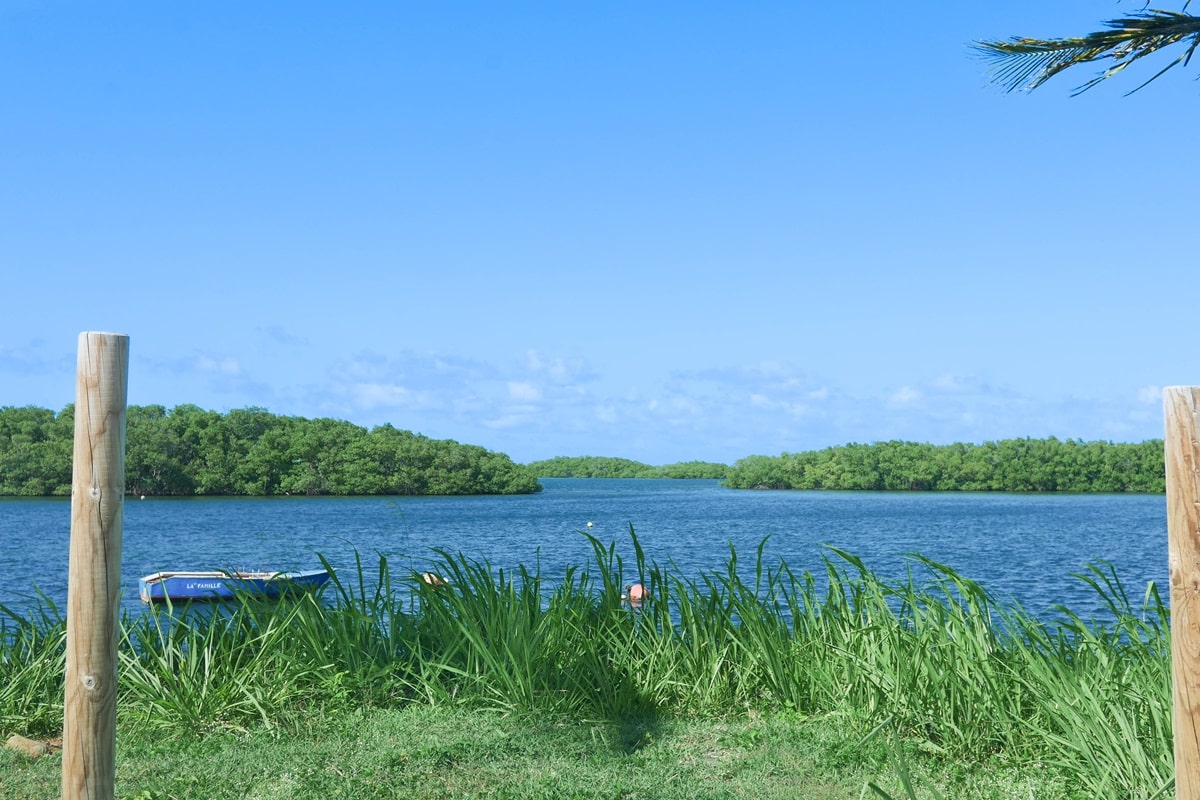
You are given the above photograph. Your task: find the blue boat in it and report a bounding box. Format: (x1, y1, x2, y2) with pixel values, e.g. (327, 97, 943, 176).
(138, 568, 331, 603)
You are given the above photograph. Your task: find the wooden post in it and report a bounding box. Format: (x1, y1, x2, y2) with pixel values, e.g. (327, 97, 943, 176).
(1165, 386, 1200, 799)
(63, 332, 129, 800)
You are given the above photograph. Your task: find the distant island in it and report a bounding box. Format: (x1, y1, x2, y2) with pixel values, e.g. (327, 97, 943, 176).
(526, 456, 729, 479)
(722, 438, 1164, 493)
(0, 404, 540, 497)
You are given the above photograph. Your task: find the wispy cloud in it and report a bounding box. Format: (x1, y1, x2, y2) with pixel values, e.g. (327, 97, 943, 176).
(507, 381, 542, 402)
(0, 341, 71, 376)
(525, 350, 594, 385)
(195, 355, 243, 376)
(137, 351, 276, 408)
(349, 383, 435, 411)
(317, 350, 594, 434)
(888, 386, 922, 407)
(259, 325, 309, 347)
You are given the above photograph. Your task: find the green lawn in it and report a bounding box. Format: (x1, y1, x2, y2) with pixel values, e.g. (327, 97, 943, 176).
(3, 706, 1075, 800)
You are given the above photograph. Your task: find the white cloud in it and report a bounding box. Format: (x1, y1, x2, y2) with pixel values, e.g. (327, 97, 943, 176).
(784, 402, 810, 418)
(195, 355, 241, 376)
(332, 356, 391, 382)
(1137, 385, 1161, 405)
(669, 396, 702, 416)
(482, 407, 538, 429)
(349, 383, 434, 411)
(0, 342, 66, 375)
(889, 386, 922, 407)
(525, 349, 590, 384)
(259, 325, 307, 347)
(753, 361, 786, 377)
(933, 374, 963, 391)
(508, 381, 542, 402)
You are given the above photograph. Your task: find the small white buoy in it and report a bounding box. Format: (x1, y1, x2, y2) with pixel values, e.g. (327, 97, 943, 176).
(140, 495, 146, 500)
(586, 521, 594, 528)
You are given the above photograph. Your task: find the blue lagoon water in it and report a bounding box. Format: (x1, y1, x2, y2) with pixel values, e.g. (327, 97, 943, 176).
(0, 479, 1168, 621)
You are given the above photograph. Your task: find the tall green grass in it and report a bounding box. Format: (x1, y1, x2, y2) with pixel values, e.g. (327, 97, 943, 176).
(0, 596, 66, 736)
(0, 529, 1173, 798)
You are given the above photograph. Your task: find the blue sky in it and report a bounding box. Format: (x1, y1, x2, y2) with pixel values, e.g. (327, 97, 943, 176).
(1, 2, 1194, 465)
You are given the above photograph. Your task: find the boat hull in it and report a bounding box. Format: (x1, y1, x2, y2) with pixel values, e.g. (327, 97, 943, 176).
(138, 569, 330, 603)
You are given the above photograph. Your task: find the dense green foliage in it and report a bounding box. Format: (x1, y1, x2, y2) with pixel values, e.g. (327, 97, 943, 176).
(528, 455, 729, 479)
(0, 404, 540, 497)
(725, 438, 1165, 493)
(0, 405, 73, 495)
(0, 535, 1168, 798)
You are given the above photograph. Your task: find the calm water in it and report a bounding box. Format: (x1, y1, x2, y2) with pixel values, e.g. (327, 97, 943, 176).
(0, 479, 1168, 621)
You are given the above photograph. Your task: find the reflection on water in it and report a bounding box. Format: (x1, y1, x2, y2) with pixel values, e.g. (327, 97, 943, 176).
(0, 479, 1167, 622)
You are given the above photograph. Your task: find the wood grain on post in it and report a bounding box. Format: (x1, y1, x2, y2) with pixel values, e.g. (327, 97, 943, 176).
(63, 332, 129, 800)
(1165, 386, 1200, 799)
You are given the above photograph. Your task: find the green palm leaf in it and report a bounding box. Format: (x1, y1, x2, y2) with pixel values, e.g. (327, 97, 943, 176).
(975, 7, 1200, 94)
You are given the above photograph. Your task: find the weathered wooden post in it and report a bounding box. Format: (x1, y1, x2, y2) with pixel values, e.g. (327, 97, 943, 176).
(63, 332, 129, 800)
(1164, 386, 1200, 799)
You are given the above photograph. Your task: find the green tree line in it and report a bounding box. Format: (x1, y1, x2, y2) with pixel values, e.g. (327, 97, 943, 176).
(0, 404, 541, 497)
(527, 456, 729, 479)
(723, 438, 1165, 493)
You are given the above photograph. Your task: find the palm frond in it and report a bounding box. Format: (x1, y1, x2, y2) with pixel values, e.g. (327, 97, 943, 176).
(974, 9, 1200, 94)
